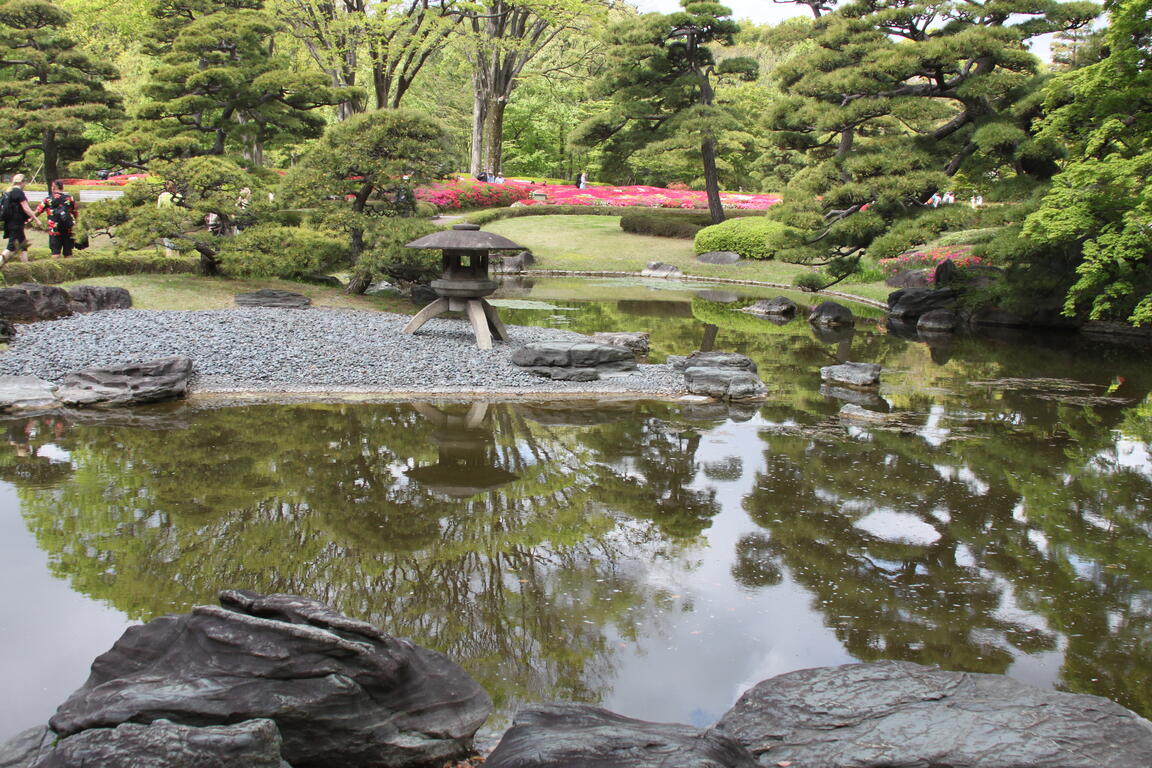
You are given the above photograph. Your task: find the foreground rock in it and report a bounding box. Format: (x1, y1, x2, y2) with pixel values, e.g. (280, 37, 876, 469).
(696, 250, 741, 265)
(68, 286, 133, 314)
(820, 361, 881, 389)
(234, 289, 312, 309)
(0, 284, 72, 322)
(13, 720, 287, 768)
(55, 356, 194, 406)
(485, 703, 757, 768)
(511, 341, 637, 381)
(715, 660, 1152, 768)
(48, 590, 491, 768)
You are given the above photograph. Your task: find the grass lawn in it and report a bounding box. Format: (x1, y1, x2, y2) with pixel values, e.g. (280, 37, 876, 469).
(483, 215, 892, 304)
(62, 274, 413, 313)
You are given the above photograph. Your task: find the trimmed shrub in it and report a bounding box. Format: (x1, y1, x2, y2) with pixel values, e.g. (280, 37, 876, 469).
(217, 226, 350, 279)
(694, 217, 797, 260)
(620, 210, 764, 239)
(1, 253, 200, 285)
(793, 272, 827, 292)
(464, 205, 625, 225)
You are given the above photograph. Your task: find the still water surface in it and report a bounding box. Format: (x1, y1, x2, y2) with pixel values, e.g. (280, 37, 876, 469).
(2, 279, 1150, 740)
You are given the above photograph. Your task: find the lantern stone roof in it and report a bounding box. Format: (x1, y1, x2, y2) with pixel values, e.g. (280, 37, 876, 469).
(406, 222, 523, 251)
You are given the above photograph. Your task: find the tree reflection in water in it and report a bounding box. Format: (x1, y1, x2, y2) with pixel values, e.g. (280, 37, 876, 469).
(5, 401, 719, 718)
(2, 374, 1151, 724)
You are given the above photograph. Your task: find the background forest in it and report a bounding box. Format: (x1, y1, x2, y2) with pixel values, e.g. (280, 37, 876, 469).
(0, 0, 1148, 326)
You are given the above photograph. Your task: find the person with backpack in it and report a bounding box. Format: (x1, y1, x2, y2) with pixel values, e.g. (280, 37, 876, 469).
(1, 173, 44, 265)
(34, 179, 78, 259)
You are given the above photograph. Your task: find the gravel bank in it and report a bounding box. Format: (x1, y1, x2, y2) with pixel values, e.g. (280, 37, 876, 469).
(0, 307, 686, 397)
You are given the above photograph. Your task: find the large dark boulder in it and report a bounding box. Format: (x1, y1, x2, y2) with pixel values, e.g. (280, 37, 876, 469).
(0, 284, 72, 322)
(10, 720, 288, 768)
(918, 308, 959, 331)
(485, 703, 757, 768)
(55, 356, 194, 406)
(715, 661, 1152, 768)
(887, 287, 962, 319)
(808, 301, 855, 326)
(68, 286, 132, 314)
(49, 590, 491, 768)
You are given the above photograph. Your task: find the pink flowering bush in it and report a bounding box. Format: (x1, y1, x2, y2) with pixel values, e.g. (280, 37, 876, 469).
(417, 177, 781, 211)
(879, 246, 985, 278)
(415, 179, 530, 210)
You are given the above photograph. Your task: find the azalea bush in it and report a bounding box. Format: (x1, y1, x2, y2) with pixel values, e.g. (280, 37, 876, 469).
(415, 178, 781, 211)
(879, 246, 985, 277)
(415, 179, 531, 210)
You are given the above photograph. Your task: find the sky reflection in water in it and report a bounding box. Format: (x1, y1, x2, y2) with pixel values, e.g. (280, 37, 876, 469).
(1, 281, 1149, 740)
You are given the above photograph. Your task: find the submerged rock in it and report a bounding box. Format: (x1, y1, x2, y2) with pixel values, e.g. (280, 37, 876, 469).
(715, 660, 1152, 768)
(820, 362, 881, 389)
(742, 296, 797, 318)
(485, 703, 757, 768)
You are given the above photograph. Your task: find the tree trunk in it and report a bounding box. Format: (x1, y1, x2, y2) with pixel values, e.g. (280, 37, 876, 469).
(484, 98, 507, 174)
(701, 136, 725, 225)
(470, 85, 489, 176)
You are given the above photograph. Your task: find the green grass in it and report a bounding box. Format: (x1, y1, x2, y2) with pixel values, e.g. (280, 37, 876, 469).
(484, 214, 892, 304)
(62, 274, 414, 313)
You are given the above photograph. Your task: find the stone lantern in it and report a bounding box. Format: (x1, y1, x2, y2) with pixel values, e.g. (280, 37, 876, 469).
(401, 222, 525, 349)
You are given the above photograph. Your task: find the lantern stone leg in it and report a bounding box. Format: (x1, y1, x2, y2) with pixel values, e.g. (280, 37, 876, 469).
(401, 298, 450, 336)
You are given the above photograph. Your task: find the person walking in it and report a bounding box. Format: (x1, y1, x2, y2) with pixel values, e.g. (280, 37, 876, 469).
(1, 173, 43, 265)
(34, 180, 78, 260)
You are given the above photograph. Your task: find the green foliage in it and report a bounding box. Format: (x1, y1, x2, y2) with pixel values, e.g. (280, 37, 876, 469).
(693, 216, 798, 260)
(0, 252, 199, 285)
(792, 271, 827, 292)
(284, 109, 455, 290)
(0, 0, 124, 180)
(866, 207, 984, 261)
(216, 226, 348, 279)
(1020, 0, 1152, 325)
(352, 217, 441, 287)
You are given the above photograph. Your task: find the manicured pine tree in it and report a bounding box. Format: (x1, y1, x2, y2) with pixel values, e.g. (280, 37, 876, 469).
(0, 0, 123, 184)
(572, 0, 758, 224)
(84, 0, 354, 170)
(760, 0, 1099, 286)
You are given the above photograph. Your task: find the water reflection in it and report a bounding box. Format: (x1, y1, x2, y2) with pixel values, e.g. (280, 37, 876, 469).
(2, 286, 1151, 740)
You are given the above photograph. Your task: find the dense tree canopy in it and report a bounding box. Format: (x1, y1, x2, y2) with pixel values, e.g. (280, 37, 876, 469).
(0, 0, 123, 182)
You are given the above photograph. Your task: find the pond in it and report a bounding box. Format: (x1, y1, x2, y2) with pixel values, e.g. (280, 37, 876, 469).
(2, 278, 1150, 743)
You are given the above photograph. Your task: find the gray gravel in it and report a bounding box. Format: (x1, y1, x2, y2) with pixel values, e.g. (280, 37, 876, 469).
(0, 307, 686, 397)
